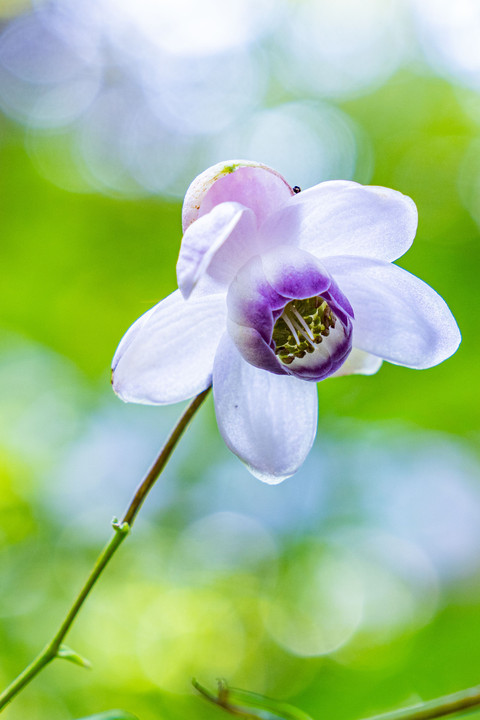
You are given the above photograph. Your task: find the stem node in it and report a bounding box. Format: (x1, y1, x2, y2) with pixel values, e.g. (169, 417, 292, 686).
(112, 518, 130, 535)
(56, 645, 92, 670)
(0, 388, 211, 712)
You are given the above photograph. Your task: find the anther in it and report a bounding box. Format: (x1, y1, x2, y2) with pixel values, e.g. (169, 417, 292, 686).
(288, 307, 313, 341)
(272, 295, 337, 365)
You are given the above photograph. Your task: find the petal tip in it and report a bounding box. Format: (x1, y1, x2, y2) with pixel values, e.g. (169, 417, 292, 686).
(245, 463, 294, 484)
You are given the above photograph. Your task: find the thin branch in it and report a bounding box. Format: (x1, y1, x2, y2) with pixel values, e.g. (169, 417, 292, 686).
(0, 388, 211, 711)
(359, 684, 480, 720)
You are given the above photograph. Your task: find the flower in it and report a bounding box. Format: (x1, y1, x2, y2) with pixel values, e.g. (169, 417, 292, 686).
(112, 160, 461, 483)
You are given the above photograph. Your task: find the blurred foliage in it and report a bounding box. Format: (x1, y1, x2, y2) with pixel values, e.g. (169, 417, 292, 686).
(1, 3, 480, 720)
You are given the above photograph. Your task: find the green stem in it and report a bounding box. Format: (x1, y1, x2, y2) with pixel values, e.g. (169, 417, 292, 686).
(360, 684, 480, 720)
(195, 679, 480, 720)
(0, 387, 211, 712)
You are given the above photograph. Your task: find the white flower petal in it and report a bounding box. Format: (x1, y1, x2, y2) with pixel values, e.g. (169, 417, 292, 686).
(260, 180, 418, 262)
(112, 303, 157, 369)
(323, 256, 461, 369)
(182, 160, 294, 231)
(112, 290, 226, 404)
(177, 201, 257, 299)
(213, 333, 318, 483)
(331, 349, 383, 378)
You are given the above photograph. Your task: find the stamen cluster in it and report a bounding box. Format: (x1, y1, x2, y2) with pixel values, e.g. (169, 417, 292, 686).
(273, 295, 336, 365)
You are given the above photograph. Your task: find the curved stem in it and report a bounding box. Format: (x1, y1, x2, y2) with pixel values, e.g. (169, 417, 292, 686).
(195, 679, 480, 720)
(0, 387, 211, 712)
(359, 684, 480, 720)
(121, 387, 210, 527)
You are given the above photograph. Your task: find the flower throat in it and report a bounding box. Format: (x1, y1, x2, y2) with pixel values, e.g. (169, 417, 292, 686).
(272, 296, 336, 365)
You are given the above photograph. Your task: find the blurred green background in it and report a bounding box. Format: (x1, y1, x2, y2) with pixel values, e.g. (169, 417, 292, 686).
(0, 1, 480, 719)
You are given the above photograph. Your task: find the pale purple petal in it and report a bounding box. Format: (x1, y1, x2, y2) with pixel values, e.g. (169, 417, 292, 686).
(260, 247, 354, 323)
(323, 256, 461, 369)
(177, 201, 258, 299)
(260, 246, 332, 299)
(227, 255, 286, 344)
(227, 321, 288, 375)
(259, 180, 418, 263)
(182, 160, 294, 231)
(112, 290, 226, 404)
(331, 349, 383, 377)
(112, 303, 157, 369)
(213, 333, 318, 483)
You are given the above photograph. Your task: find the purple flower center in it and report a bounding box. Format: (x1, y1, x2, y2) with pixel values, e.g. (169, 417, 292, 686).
(226, 249, 356, 381)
